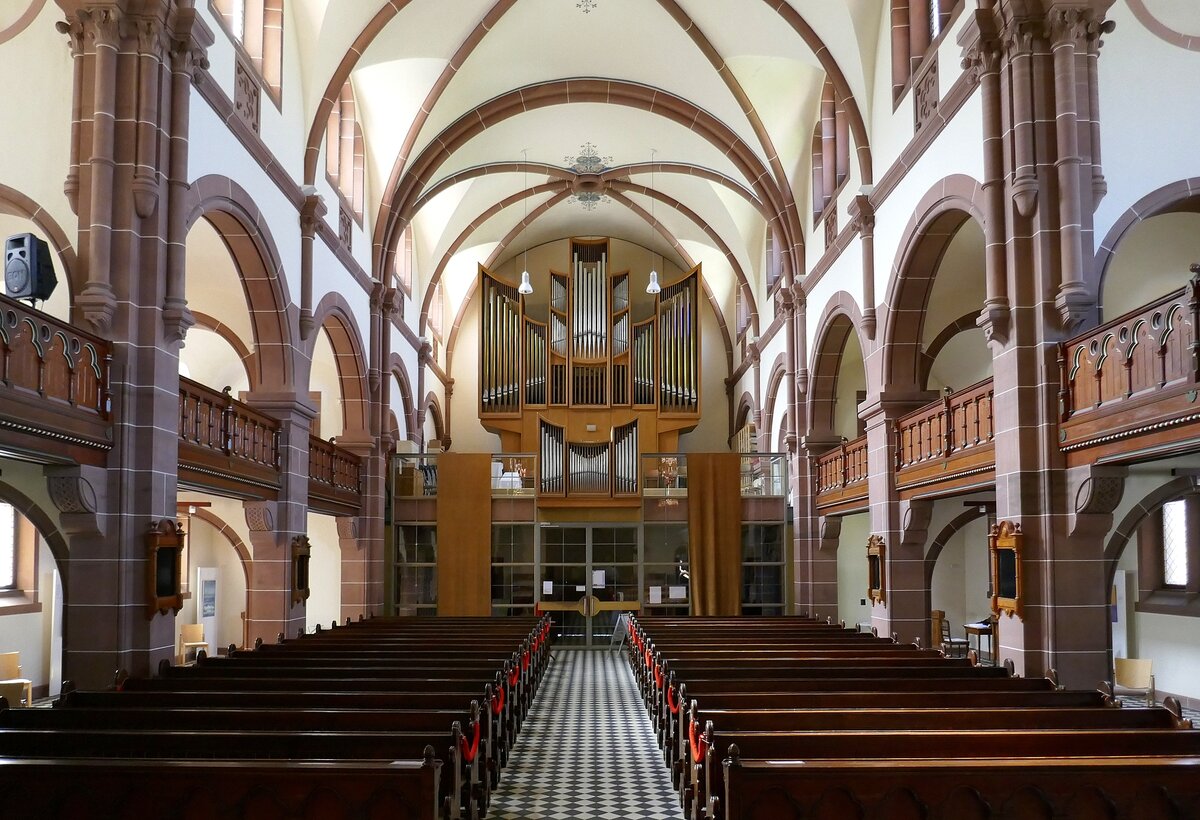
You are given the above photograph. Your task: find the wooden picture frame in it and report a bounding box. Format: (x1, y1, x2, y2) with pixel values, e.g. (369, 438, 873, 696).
(291, 535, 312, 605)
(866, 535, 886, 606)
(989, 520, 1023, 618)
(146, 519, 185, 619)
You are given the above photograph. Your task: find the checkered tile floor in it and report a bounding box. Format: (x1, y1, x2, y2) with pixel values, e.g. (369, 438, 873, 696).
(488, 649, 683, 820)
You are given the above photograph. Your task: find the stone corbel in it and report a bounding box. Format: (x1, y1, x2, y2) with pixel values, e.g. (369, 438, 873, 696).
(899, 498, 935, 553)
(818, 516, 842, 553)
(243, 501, 277, 533)
(1067, 464, 1127, 539)
(45, 466, 106, 538)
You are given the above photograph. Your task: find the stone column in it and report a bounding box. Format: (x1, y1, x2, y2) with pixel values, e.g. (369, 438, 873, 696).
(961, 0, 1116, 684)
(54, 1, 213, 685)
(860, 390, 936, 642)
(242, 393, 316, 643)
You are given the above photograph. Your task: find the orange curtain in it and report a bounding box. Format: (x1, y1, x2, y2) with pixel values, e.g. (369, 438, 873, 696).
(436, 453, 493, 615)
(687, 452, 743, 616)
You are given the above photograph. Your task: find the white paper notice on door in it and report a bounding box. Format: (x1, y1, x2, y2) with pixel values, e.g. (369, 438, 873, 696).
(542, 580, 554, 595)
(668, 585, 686, 600)
(649, 586, 662, 605)
(592, 570, 606, 589)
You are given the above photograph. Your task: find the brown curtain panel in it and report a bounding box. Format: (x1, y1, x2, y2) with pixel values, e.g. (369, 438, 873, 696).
(436, 453, 493, 615)
(687, 452, 743, 615)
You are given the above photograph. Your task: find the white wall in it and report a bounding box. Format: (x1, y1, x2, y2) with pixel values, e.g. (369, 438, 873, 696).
(837, 512, 871, 628)
(305, 513, 342, 632)
(175, 515, 248, 656)
(1101, 212, 1200, 320)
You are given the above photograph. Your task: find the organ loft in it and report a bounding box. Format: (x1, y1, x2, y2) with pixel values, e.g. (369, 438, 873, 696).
(479, 237, 701, 500)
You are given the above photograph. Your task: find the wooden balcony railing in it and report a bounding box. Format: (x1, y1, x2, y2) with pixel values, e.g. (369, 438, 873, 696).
(1058, 274, 1200, 460)
(178, 378, 280, 468)
(0, 294, 112, 459)
(815, 437, 869, 493)
(309, 435, 362, 493)
(896, 379, 995, 470)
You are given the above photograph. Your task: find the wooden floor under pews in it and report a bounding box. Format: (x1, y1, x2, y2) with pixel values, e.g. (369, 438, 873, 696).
(0, 616, 552, 820)
(630, 616, 1200, 820)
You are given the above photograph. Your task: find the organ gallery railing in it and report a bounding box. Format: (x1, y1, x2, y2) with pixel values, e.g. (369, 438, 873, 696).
(308, 435, 362, 495)
(895, 379, 995, 469)
(815, 437, 869, 494)
(178, 378, 280, 469)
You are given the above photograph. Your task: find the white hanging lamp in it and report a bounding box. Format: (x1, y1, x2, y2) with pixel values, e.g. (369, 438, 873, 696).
(518, 148, 534, 295)
(646, 148, 660, 294)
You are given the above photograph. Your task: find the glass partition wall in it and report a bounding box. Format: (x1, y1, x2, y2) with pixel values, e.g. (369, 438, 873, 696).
(389, 452, 788, 634)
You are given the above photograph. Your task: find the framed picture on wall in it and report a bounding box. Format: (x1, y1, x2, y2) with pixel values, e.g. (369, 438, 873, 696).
(988, 521, 1023, 618)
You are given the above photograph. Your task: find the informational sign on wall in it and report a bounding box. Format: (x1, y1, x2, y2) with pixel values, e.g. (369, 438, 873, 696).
(196, 567, 218, 650)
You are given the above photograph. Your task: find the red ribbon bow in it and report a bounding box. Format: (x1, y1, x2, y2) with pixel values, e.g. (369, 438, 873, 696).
(689, 719, 709, 761)
(460, 720, 481, 763)
(491, 686, 505, 716)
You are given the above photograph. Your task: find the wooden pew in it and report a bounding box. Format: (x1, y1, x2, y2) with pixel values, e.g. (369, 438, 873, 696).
(0, 755, 443, 820)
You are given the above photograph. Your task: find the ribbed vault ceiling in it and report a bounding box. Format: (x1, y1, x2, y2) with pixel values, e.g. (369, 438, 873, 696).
(291, 0, 883, 336)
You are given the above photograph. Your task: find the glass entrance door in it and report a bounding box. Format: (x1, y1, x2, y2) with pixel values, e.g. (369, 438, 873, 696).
(540, 524, 639, 647)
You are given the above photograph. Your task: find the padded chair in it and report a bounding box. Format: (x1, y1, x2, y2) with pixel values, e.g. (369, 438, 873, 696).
(178, 624, 209, 665)
(0, 652, 32, 707)
(939, 619, 969, 659)
(1114, 658, 1155, 707)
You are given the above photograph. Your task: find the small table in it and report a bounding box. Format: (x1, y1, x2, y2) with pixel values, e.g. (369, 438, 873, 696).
(963, 620, 994, 666)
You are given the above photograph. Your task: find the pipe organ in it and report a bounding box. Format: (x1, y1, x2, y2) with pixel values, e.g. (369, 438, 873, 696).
(480, 238, 701, 499)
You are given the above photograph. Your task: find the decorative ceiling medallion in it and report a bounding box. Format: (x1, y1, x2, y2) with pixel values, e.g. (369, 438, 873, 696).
(570, 191, 609, 211)
(565, 142, 612, 175)
(565, 142, 612, 210)
(576, 0, 599, 13)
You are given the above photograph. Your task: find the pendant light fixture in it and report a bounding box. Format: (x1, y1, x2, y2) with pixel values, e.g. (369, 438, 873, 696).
(518, 148, 534, 295)
(646, 148, 661, 294)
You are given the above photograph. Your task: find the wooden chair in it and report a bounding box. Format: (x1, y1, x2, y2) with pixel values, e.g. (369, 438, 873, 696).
(178, 624, 209, 665)
(939, 619, 969, 659)
(0, 652, 32, 707)
(1114, 657, 1155, 707)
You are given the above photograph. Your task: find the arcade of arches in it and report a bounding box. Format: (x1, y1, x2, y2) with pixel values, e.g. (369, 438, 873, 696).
(0, 0, 1199, 718)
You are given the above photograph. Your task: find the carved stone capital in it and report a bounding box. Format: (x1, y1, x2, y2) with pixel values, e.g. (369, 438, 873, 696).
(1055, 282, 1095, 333)
(847, 194, 875, 237)
(79, 6, 122, 49)
(45, 465, 105, 538)
(381, 287, 401, 319)
(1067, 464, 1127, 538)
(977, 298, 1011, 347)
(300, 194, 326, 236)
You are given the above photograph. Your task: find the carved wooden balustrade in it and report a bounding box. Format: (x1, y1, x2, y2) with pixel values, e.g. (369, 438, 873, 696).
(813, 436, 869, 513)
(178, 377, 281, 499)
(893, 378, 996, 497)
(1059, 274, 1200, 464)
(308, 434, 363, 516)
(0, 294, 112, 463)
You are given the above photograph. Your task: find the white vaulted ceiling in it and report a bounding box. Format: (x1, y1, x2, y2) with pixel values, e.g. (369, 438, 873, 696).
(290, 0, 883, 342)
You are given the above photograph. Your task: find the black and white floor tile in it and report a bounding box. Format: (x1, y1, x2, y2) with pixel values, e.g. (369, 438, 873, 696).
(489, 649, 684, 820)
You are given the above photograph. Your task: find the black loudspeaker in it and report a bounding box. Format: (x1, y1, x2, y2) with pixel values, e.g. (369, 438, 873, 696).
(4, 233, 57, 301)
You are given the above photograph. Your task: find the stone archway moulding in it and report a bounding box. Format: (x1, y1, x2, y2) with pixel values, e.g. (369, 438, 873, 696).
(1093, 177, 1200, 315)
(879, 175, 986, 391)
(182, 175, 297, 391)
(1103, 475, 1200, 587)
(309, 293, 371, 436)
(807, 292, 868, 438)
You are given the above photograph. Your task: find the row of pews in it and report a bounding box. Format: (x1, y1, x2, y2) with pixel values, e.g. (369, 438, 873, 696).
(629, 615, 1200, 820)
(0, 615, 552, 820)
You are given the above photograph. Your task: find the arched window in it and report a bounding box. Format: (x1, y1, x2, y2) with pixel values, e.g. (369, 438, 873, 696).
(210, 0, 284, 103)
(891, 0, 959, 101)
(1136, 494, 1199, 615)
(325, 81, 366, 223)
(810, 80, 849, 224)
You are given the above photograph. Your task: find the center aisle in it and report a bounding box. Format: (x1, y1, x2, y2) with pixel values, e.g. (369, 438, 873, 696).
(489, 649, 684, 820)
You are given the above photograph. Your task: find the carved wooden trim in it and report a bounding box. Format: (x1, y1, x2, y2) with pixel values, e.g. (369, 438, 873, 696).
(867, 534, 886, 605)
(989, 520, 1023, 618)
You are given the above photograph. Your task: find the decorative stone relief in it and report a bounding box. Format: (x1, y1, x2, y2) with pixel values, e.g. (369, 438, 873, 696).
(336, 516, 359, 541)
(244, 501, 275, 532)
(913, 58, 939, 132)
(823, 208, 837, 250)
(47, 474, 97, 514)
(234, 57, 260, 134)
(818, 516, 842, 552)
(338, 206, 353, 251)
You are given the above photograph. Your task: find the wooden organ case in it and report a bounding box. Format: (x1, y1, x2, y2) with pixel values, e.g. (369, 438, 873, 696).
(480, 238, 700, 503)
